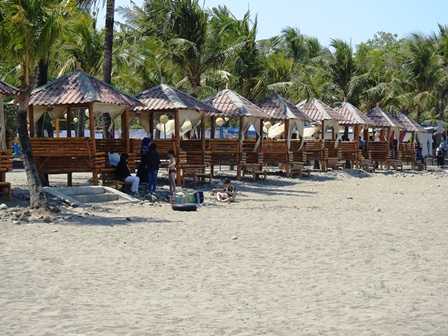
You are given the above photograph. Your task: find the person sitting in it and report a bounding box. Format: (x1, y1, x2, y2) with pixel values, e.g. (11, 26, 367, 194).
(116, 154, 140, 195)
(215, 178, 236, 202)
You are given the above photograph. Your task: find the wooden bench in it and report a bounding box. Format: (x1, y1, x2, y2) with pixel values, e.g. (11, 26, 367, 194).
(324, 140, 345, 170)
(207, 139, 240, 174)
(262, 140, 308, 177)
(240, 140, 265, 180)
(338, 141, 361, 168)
(178, 151, 212, 183)
(366, 141, 403, 170)
(241, 151, 265, 180)
(303, 140, 328, 171)
(0, 151, 14, 199)
(30, 138, 106, 185)
(97, 139, 137, 185)
(399, 143, 416, 169)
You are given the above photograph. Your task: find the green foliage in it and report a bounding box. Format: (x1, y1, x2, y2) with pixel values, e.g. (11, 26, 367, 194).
(1, 0, 448, 123)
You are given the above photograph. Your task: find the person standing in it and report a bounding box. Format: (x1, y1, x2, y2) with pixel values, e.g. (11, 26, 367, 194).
(144, 143, 160, 194)
(167, 150, 177, 196)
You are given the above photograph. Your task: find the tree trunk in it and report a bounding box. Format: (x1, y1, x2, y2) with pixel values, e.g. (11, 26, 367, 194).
(103, 0, 114, 85)
(36, 59, 54, 138)
(16, 91, 46, 209)
(102, 0, 115, 139)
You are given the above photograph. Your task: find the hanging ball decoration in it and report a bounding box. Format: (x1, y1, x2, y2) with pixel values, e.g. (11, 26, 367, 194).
(84, 109, 89, 118)
(159, 114, 169, 124)
(216, 117, 225, 127)
(224, 117, 229, 122)
(73, 117, 79, 123)
(64, 113, 68, 119)
(264, 121, 272, 130)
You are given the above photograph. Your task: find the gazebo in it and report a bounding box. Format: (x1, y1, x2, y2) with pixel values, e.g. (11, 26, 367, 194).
(0, 79, 17, 191)
(133, 84, 219, 183)
(28, 70, 141, 185)
(204, 89, 266, 177)
(367, 106, 403, 139)
(367, 105, 404, 168)
(396, 112, 425, 167)
(335, 101, 374, 166)
(297, 98, 343, 170)
(259, 94, 310, 175)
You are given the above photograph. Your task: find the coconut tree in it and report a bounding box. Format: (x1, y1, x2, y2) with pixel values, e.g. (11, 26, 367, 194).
(329, 39, 357, 101)
(1, 0, 67, 208)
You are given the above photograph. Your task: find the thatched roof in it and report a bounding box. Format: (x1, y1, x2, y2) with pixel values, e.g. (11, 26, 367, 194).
(396, 112, 425, 132)
(29, 70, 140, 107)
(0, 80, 18, 96)
(335, 102, 373, 125)
(297, 98, 342, 122)
(204, 89, 266, 118)
(367, 106, 403, 128)
(259, 94, 310, 121)
(135, 84, 217, 115)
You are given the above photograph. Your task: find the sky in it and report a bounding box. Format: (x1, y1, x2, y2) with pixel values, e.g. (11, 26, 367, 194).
(109, 0, 448, 46)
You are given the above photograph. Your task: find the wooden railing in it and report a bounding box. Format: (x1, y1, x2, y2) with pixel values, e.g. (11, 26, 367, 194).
(29, 138, 106, 183)
(0, 151, 13, 182)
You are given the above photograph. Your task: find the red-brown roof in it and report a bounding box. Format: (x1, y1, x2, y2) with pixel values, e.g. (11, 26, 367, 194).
(297, 98, 342, 122)
(259, 94, 310, 121)
(0, 80, 18, 96)
(335, 102, 373, 125)
(204, 89, 266, 118)
(29, 70, 140, 107)
(135, 84, 217, 115)
(367, 106, 403, 128)
(396, 112, 424, 132)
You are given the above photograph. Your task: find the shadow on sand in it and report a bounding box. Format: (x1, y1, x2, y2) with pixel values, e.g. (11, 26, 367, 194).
(62, 214, 182, 226)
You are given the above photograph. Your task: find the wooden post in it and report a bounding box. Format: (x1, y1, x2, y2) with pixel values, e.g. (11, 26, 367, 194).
(284, 119, 290, 146)
(121, 110, 130, 154)
(210, 116, 216, 139)
(149, 111, 154, 138)
(55, 118, 60, 138)
(88, 103, 98, 185)
(237, 116, 244, 178)
(354, 125, 360, 143)
(174, 110, 181, 186)
(66, 108, 72, 138)
(66, 108, 73, 186)
(29, 105, 35, 137)
(0, 98, 6, 151)
(200, 114, 205, 150)
(238, 117, 244, 142)
(259, 119, 264, 149)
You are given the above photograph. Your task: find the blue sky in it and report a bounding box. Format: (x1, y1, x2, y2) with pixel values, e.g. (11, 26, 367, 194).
(110, 0, 448, 46)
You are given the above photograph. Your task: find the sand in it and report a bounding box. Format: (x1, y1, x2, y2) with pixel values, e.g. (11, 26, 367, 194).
(1, 170, 448, 335)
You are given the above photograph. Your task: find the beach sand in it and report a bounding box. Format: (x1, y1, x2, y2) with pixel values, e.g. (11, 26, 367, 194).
(1, 170, 448, 335)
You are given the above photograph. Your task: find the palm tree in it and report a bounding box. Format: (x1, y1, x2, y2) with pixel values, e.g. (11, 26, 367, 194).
(329, 39, 357, 101)
(1, 0, 66, 208)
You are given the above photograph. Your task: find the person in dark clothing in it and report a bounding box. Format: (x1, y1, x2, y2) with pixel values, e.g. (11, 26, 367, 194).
(116, 154, 140, 194)
(144, 143, 160, 193)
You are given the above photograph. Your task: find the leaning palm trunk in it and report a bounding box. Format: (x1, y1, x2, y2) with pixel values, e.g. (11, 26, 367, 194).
(16, 91, 46, 209)
(102, 0, 115, 139)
